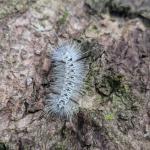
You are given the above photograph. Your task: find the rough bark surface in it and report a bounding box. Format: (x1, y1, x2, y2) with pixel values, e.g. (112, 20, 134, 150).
(0, 0, 150, 150)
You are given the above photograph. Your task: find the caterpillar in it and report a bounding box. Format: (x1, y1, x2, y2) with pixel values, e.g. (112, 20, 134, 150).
(45, 41, 88, 120)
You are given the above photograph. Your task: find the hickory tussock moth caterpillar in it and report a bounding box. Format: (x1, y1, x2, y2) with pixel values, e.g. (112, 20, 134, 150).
(45, 41, 88, 120)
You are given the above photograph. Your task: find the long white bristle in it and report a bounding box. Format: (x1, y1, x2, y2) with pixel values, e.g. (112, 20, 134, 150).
(45, 41, 88, 119)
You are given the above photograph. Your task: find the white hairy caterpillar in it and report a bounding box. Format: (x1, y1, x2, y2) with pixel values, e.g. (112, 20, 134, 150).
(45, 41, 88, 120)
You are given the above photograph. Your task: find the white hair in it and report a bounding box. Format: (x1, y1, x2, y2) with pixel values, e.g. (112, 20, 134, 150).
(45, 41, 88, 119)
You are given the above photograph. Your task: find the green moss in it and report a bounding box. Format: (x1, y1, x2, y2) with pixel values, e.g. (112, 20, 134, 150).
(104, 113, 115, 121)
(112, 94, 125, 109)
(58, 10, 69, 25)
(95, 95, 102, 101)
